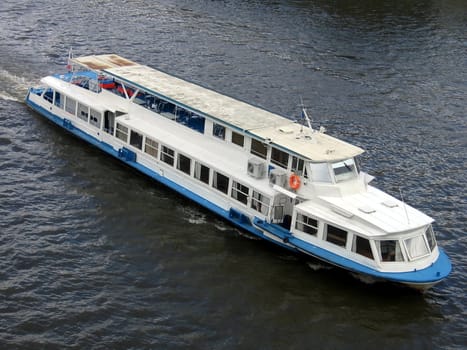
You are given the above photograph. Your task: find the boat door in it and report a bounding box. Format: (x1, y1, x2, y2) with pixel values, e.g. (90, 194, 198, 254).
(270, 193, 295, 229)
(104, 111, 115, 135)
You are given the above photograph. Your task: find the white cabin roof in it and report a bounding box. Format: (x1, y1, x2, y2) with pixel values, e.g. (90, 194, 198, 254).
(72, 54, 364, 162)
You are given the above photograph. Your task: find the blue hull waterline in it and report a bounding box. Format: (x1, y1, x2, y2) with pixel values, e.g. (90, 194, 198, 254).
(26, 54, 451, 291)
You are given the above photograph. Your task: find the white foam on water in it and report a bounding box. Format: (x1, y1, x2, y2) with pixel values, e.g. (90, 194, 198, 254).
(0, 69, 30, 100)
(0, 92, 19, 102)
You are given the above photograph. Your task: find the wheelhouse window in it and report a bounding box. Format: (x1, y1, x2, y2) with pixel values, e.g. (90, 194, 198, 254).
(251, 190, 270, 216)
(332, 158, 357, 182)
(144, 137, 158, 158)
(130, 130, 143, 150)
(295, 213, 318, 236)
(177, 153, 191, 175)
(377, 240, 404, 262)
(231, 181, 249, 205)
(116, 123, 128, 142)
(65, 97, 76, 115)
(213, 171, 229, 194)
(250, 138, 267, 159)
(77, 102, 89, 122)
(194, 162, 210, 184)
(271, 147, 289, 169)
(326, 224, 347, 247)
(160, 145, 175, 166)
(213, 123, 225, 140)
(353, 236, 374, 259)
(291, 156, 305, 176)
(404, 235, 430, 260)
(231, 131, 244, 147)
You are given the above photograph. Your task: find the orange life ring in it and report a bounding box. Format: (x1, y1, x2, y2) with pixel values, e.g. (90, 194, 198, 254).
(289, 174, 301, 190)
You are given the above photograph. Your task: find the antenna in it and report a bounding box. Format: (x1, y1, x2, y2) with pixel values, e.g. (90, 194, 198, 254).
(399, 187, 410, 225)
(299, 96, 313, 131)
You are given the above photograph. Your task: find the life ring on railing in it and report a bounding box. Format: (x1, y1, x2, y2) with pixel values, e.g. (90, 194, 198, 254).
(289, 174, 301, 190)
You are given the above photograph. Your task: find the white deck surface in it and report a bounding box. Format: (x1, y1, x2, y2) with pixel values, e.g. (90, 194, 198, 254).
(73, 54, 364, 162)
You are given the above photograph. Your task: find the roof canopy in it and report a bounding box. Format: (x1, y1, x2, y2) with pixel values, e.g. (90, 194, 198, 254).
(72, 54, 364, 162)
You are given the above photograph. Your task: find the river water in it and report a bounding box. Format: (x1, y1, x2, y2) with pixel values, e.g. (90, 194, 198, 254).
(0, 0, 465, 349)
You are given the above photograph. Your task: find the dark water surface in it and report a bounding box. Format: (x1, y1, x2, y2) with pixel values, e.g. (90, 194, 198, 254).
(0, 0, 466, 349)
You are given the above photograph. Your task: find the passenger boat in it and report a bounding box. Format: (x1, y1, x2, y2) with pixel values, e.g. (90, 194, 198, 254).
(25, 53, 451, 291)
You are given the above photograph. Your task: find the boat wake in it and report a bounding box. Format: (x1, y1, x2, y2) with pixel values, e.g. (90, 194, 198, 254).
(0, 69, 31, 101)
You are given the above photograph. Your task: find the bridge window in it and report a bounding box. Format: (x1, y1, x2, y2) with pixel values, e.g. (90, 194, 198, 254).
(291, 156, 305, 176)
(271, 147, 289, 169)
(231, 181, 249, 205)
(144, 137, 158, 158)
(130, 130, 143, 150)
(194, 162, 210, 184)
(160, 145, 175, 166)
(116, 123, 128, 142)
(295, 214, 318, 236)
(213, 171, 229, 194)
(325, 224, 347, 247)
(251, 139, 267, 159)
(177, 153, 191, 175)
(332, 158, 357, 182)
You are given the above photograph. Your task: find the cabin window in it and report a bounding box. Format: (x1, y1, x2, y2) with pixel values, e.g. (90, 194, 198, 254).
(161, 145, 175, 166)
(89, 109, 101, 128)
(43, 88, 53, 103)
(271, 147, 289, 169)
(194, 162, 210, 184)
(130, 130, 143, 150)
(378, 240, 404, 262)
(213, 123, 225, 140)
(54, 91, 63, 108)
(250, 139, 267, 159)
(332, 158, 357, 182)
(326, 224, 347, 247)
(231, 132, 244, 147)
(231, 181, 249, 205)
(144, 137, 158, 158)
(404, 235, 430, 260)
(177, 153, 191, 175)
(116, 123, 128, 142)
(65, 97, 76, 115)
(291, 156, 305, 176)
(426, 225, 436, 251)
(77, 103, 89, 122)
(295, 213, 318, 236)
(353, 236, 374, 259)
(251, 190, 270, 216)
(159, 101, 176, 119)
(213, 171, 229, 194)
